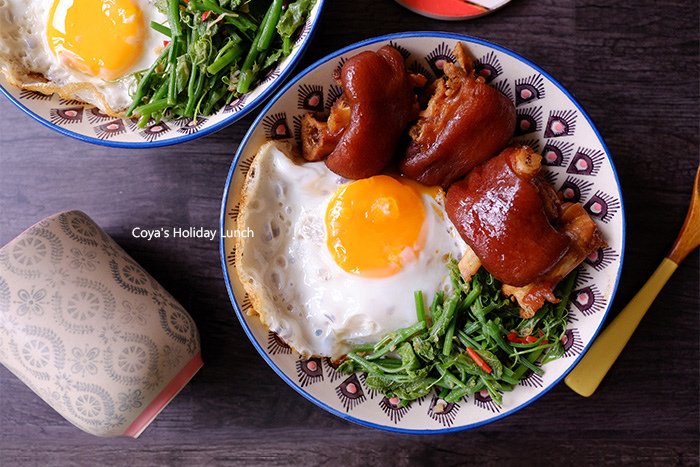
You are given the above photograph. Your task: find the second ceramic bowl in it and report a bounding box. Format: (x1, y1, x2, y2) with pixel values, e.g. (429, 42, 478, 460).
(0, 1, 324, 148)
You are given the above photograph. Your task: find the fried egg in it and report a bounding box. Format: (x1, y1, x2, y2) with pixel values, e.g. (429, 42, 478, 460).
(0, 0, 167, 114)
(235, 142, 466, 358)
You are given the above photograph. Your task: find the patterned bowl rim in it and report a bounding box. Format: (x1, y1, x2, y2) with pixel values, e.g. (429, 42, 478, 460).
(219, 31, 627, 434)
(0, 0, 325, 149)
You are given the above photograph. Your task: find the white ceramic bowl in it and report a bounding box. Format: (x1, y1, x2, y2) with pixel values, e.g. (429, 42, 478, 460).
(0, 1, 324, 148)
(220, 32, 626, 433)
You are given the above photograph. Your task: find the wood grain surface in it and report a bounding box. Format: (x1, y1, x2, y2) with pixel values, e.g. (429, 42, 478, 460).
(0, 0, 698, 465)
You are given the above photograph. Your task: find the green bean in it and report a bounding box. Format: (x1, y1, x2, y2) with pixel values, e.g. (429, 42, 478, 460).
(436, 365, 467, 389)
(190, 0, 257, 37)
(126, 45, 171, 116)
(151, 81, 169, 101)
(498, 382, 514, 392)
(430, 291, 445, 323)
(346, 353, 384, 374)
(484, 320, 512, 354)
(414, 291, 426, 324)
(166, 38, 182, 105)
(167, 0, 182, 38)
(369, 373, 423, 384)
(257, 0, 284, 52)
(498, 368, 521, 386)
(236, 0, 277, 94)
(365, 321, 426, 360)
(511, 348, 544, 379)
(555, 270, 577, 316)
(138, 81, 169, 125)
(202, 85, 227, 115)
(431, 290, 443, 311)
(376, 358, 403, 369)
(207, 43, 244, 74)
(463, 320, 480, 334)
(228, 13, 258, 32)
(134, 98, 169, 118)
(347, 353, 412, 375)
(236, 67, 255, 96)
(226, 33, 244, 46)
(464, 283, 483, 316)
(151, 21, 172, 37)
(351, 343, 375, 353)
(457, 330, 480, 350)
(442, 313, 457, 356)
(541, 341, 566, 365)
(195, 0, 257, 31)
(429, 293, 459, 342)
(480, 375, 503, 405)
(183, 64, 199, 114)
(136, 115, 150, 128)
(184, 68, 206, 117)
(370, 331, 395, 354)
(199, 0, 227, 14)
(515, 352, 545, 376)
(444, 386, 471, 403)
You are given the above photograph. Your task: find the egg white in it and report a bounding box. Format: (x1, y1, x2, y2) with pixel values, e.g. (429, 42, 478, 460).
(235, 142, 467, 358)
(0, 0, 167, 114)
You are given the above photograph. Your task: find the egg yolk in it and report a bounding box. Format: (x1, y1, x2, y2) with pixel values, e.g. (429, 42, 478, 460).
(47, 0, 146, 81)
(325, 175, 426, 277)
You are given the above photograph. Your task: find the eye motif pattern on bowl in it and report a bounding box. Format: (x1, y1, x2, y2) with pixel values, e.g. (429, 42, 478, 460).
(0, 3, 322, 147)
(0, 211, 202, 437)
(221, 35, 624, 433)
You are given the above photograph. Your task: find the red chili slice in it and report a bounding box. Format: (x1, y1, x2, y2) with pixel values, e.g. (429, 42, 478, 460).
(466, 347, 492, 374)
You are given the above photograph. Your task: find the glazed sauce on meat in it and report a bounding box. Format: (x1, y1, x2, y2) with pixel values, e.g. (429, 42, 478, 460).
(325, 46, 419, 179)
(446, 147, 570, 287)
(400, 62, 515, 188)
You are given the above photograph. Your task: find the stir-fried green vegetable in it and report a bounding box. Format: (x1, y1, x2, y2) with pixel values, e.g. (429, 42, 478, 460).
(338, 260, 576, 406)
(126, 0, 315, 125)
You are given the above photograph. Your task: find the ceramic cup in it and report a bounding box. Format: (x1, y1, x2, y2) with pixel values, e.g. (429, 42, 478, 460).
(0, 211, 202, 437)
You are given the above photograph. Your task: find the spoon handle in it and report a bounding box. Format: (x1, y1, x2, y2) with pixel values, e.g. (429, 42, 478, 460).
(564, 257, 678, 397)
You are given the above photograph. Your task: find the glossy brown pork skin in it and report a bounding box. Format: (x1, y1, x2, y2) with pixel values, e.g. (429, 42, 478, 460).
(502, 202, 606, 317)
(446, 146, 571, 287)
(401, 61, 516, 188)
(324, 46, 420, 179)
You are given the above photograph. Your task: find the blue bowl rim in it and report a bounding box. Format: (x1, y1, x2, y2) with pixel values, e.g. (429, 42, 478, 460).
(219, 31, 627, 434)
(0, 0, 325, 149)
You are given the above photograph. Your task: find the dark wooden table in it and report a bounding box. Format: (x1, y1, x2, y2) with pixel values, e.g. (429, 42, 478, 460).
(1, 0, 698, 465)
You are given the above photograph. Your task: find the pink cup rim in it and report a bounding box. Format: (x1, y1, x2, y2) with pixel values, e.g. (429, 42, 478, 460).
(122, 352, 204, 438)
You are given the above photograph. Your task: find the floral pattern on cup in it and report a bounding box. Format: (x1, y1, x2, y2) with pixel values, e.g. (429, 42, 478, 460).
(0, 211, 202, 437)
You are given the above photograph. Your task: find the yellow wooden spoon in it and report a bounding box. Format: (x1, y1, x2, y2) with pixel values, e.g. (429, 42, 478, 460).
(565, 165, 700, 397)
